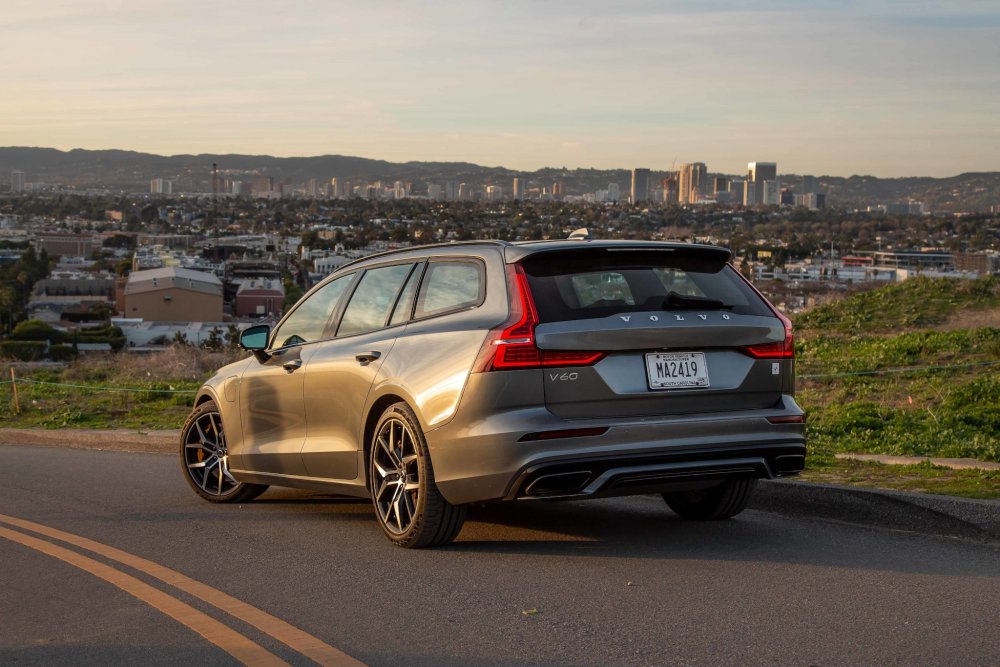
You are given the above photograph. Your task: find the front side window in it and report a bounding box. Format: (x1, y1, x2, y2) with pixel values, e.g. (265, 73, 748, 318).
(337, 263, 416, 337)
(413, 261, 483, 319)
(271, 274, 352, 348)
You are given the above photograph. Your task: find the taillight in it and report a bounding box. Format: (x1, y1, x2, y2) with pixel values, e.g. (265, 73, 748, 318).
(473, 264, 606, 372)
(734, 270, 795, 360)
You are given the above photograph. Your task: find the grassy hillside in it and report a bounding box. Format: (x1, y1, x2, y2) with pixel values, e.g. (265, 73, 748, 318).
(796, 275, 1000, 332)
(796, 276, 1000, 497)
(0, 348, 229, 430)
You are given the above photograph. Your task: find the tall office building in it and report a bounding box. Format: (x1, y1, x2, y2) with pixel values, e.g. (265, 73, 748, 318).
(150, 178, 173, 194)
(458, 183, 473, 201)
(512, 177, 527, 200)
(486, 185, 503, 202)
(607, 183, 620, 202)
(745, 162, 777, 206)
(11, 170, 25, 193)
(551, 182, 565, 199)
(801, 175, 818, 195)
(677, 162, 708, 204)
(762, 180, 781, 206)
(630, 168, 650, 203)
(445, 181, 457, 201)
(427, 183, 443, 200)
(713, 176, 729, 196)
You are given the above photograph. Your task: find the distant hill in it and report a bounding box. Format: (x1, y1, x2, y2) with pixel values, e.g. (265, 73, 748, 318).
(1, 146, 998, 211)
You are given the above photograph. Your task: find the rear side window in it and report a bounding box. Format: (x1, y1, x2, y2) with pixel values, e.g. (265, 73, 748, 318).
(413, 260, 484, 319)
(337, 263, 415, 337)
(522, 249, 772, 322)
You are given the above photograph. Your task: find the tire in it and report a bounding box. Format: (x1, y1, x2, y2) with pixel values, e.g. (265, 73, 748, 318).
(369, 402, 466, 548)
(663, 479, 757, 520)
(180, 399, 268, 503)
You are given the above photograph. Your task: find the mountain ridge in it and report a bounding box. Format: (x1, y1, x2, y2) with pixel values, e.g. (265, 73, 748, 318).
(2, 146, 998, 211)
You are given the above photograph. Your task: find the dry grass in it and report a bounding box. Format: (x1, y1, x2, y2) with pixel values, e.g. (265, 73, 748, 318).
(61, 346, 247, 385)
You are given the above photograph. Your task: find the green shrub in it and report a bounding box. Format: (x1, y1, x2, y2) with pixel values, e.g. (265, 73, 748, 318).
(0, 340, 47, 360)
(48, 344, 78, 362)
(9, 320, 58, 341)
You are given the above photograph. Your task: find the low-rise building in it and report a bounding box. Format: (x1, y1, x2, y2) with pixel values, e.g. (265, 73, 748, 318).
(235, 279, 284, 318)
(122, 267, 223, 321)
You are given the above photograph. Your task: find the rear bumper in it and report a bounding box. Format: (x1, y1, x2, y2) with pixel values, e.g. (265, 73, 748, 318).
(505, 442, 804, 501)
(426, 393, 807, 505)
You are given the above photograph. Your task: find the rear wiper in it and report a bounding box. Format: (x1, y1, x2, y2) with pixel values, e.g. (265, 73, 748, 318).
(662, 291, 734, 310)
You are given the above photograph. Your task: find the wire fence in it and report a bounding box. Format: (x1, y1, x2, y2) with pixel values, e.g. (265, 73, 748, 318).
(2, 378, 197, 394)
(2, 359, 997, 394)
(799, 359, 1000, 380)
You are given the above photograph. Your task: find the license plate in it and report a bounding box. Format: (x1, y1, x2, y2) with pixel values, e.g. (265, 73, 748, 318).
(645, 352, 709, 389)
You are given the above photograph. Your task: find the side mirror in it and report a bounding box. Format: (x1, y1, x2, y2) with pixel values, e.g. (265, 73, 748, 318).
(239, 325, 270, 357)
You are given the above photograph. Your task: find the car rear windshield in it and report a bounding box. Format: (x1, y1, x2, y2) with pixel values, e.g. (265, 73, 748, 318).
(521, 248, 773, 322)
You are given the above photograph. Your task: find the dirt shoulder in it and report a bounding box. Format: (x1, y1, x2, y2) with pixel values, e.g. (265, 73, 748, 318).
(0, 428, 178, 454)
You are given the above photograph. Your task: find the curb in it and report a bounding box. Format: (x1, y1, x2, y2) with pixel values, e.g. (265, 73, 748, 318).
(0, 428, 177, 454)
(752, 479, 1000, 545)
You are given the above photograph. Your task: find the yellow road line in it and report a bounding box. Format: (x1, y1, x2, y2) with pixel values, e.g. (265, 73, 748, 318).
(0, 525, 287, 666)
(0, 513, 365, 667)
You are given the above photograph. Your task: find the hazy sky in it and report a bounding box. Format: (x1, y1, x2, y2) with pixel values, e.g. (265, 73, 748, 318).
(2, 0, 998, 176)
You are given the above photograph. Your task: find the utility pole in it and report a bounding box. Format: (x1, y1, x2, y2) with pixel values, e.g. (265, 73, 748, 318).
(211, 162, 218, 230)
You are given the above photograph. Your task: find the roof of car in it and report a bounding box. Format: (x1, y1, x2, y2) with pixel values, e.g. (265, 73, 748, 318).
(503, 239, 732, 263)
(333, 238, 732, 273)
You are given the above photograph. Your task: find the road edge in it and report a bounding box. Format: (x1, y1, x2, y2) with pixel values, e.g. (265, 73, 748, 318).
(0, 428, 178, 454)
(753, 479, 1000, 545)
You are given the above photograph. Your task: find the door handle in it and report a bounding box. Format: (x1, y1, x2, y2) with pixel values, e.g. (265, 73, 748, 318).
(355, 350, 381, 364)
(282, 358, 303, 373)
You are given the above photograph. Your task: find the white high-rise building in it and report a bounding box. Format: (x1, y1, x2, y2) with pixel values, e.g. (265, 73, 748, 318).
(607, 183, 620, 202)
(762, 180, 781, 206)
(486, 185, 503, 202)
(677, 162, 708, 205)
(11, 170, 25, 193)
(458, 183, 473, 201)
(150, 178, 173, 194)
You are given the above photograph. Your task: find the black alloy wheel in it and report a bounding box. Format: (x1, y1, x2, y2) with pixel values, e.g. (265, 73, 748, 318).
(180, 400, 267, 503)
(369, 402, 465, 548)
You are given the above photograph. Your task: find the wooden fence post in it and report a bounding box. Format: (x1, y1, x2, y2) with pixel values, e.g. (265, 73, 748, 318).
(10, 367, 20, 415)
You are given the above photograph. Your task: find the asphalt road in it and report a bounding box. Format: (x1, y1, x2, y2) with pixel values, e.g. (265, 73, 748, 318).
(1, 444, 997, 667)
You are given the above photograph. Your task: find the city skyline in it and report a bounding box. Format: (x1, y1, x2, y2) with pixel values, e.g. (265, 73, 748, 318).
(2, 1, 998, 178)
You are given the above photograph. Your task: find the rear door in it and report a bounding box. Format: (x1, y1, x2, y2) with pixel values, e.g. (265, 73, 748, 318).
(521, 247, 790, 419)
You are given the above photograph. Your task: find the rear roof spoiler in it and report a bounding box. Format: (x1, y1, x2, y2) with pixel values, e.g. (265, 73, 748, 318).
(504, 240, 732, 264)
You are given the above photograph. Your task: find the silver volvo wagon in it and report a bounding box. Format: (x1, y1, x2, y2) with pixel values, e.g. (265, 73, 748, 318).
(180, 240, 806, 547)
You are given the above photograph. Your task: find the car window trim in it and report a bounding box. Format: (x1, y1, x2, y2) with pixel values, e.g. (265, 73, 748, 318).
(333, 259, 420, 339)
(386, 261, 427, 327)
(410, 257, 487, 322)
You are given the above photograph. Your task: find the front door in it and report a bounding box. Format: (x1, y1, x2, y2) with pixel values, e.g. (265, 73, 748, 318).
(235, 272, 356, 476)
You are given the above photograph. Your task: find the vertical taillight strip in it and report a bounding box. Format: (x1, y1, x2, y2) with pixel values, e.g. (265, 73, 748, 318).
(472, 264, 606, 372)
